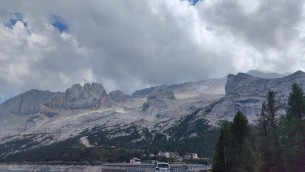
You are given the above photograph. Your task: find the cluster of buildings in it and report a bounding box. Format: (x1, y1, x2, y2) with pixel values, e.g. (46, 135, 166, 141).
(157, 152, 199, 161)
(130, 152, 202, 164)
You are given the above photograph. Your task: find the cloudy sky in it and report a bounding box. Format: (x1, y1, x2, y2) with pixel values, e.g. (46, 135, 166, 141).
(0, 0, 305, 97)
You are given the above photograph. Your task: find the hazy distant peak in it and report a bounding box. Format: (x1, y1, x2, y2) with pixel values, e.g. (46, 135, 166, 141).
(236, 72, 259, 78)
(246, 70, 285, 79)
(290, 70, 305, 76)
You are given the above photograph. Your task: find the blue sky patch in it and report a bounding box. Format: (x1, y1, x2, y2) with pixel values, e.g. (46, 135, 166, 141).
(5, 12, 27, 29)
(189, 0, 200, 5)
(51, 15, 69, 33)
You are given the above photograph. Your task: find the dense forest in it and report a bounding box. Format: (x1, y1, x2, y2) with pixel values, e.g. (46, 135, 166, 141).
(212, 83, 305, 172)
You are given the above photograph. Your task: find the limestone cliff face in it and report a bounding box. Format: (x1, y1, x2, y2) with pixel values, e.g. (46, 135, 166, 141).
(46, 83, 109, 110)
(226, 70, 305, 97)
(225, 73, 264, 96)
(44, 92, 66, 110)
(0, 89, 55, 116)
(209, 70, 305, 120)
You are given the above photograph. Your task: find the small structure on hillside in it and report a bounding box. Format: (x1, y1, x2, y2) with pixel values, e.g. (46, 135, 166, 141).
(158, 151, 181, 160)
(158, 152, 170, 158)
(184, 153, 199, 160)
(130, 158, 141, 164)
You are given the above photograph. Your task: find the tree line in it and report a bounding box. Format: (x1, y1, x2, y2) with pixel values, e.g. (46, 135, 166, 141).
(212, 83, 305, 172)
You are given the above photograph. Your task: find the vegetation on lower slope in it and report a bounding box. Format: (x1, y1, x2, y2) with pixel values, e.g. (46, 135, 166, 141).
(1, 136, 142, 163)
(161, 109, 219, 157)
(0, 134, 52, 158)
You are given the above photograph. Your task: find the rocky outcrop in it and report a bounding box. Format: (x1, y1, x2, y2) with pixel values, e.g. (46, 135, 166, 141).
(0, 83, 111, 116)
(131, 87, 156, 98)
(108, 90, 127, 103)
(226, 70, 305, 97)
(46, 83, 109, 110)
(45, 93, 66, 110)
(0, 89, 55, 116)
(225, 73, 266, 96)
(142, 85, 175, 114)
(209, 70, 305, 120)
(65, 83, 108, 109)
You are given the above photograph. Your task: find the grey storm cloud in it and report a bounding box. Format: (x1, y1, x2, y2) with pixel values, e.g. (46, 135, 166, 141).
(0, 0, 304, 96)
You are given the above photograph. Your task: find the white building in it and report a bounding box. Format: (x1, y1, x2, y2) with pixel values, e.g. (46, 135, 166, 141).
(158, 152, 170, 158)
(184, 153, 199, 160)
(130, 158, 141, 164)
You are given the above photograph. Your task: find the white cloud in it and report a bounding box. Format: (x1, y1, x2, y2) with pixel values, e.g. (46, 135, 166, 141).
(0, 0, 304, 96)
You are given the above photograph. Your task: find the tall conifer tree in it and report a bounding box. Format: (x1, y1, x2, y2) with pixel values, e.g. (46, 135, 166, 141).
(257, 90, 285, 172)
(284, 83, 305, 171)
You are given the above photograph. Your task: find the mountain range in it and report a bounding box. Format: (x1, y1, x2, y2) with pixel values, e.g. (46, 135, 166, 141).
(0, 70, 304, 162)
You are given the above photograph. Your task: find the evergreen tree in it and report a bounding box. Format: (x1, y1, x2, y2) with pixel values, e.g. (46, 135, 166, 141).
(229, 111, 255, 172)
(283, 83, 305, 171)
(287, 83, 305, 120)
(232, 111, 249, 144)
(212, 121, 231, 172)
(213, 112, 255, 172)
(257, 90, 285, 172)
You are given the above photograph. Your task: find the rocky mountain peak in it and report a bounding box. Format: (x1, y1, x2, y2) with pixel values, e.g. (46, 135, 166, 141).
(46, 83, 109, 110)
(0, 89, 55, 116)
(65, 82, 108, 109)
(289, 70, 305, 78)
(108, 90, 127, 103)
(147, 85, 175, 101)
(226, 71, 305, 97)
(212, 70, 305, 121)
(66, 83, 106, 99)
(225, 73, 262, 95)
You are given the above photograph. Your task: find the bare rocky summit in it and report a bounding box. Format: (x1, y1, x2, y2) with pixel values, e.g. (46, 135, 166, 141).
(208, 70, 305, 121)
(46, 83, 109, 110)
(0, 89, 54, 116)
(226, 70, 305, 97)
(108, 90, 128, 103)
